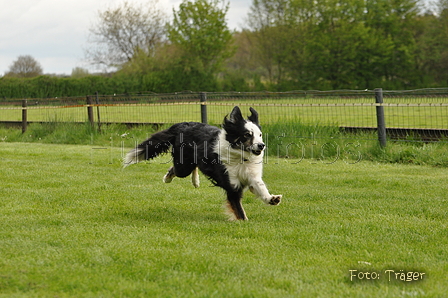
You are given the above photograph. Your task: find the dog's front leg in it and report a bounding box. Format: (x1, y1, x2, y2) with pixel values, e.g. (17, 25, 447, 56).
(226, 189, 248, 220)
(249, 178, 282, 206)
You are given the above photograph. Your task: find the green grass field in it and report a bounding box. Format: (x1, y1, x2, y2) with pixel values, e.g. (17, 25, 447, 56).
(1, 143, 447, 297)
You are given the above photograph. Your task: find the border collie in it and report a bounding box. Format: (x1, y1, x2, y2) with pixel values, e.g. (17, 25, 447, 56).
(124, 106, 281, 220)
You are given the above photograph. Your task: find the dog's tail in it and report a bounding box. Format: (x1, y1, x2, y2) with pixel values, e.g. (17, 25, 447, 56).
(123, 128, 175, 167)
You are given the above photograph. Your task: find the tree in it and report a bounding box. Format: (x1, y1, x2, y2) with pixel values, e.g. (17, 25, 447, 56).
(224, 31, 266, 91)
(435, 0, 448, 84)
(71, 67, 90, 78)
(415, 0, 448, 85)
(6, 55, 43, 78)
(300, 0, 398, 89)
(167, 0, 234, 76)
(247, 0, 316, 89)
(86, 0, 167, 68)
(248, 0, 291, 85)
(246, 0, 421, 90)
(362, 0, 420, 88)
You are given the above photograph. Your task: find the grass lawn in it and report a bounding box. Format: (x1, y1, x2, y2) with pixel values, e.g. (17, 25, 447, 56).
(0, 143, 447, 297)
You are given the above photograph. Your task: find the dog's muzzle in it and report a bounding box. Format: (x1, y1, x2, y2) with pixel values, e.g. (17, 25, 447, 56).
(251, 143, 265, 155)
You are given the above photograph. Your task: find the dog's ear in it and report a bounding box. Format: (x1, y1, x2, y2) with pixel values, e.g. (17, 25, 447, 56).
(248, 107, 259, 125)
(227, 106, 244, 123)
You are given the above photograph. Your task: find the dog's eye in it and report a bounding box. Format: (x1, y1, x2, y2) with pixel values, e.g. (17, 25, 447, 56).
(244, 132, 252, 139)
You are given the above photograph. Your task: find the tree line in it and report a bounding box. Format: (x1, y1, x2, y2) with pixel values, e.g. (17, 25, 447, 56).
(1, 0, 448, 99)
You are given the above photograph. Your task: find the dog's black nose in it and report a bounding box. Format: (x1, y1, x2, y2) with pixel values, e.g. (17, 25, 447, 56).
(257, 143, 265, 150)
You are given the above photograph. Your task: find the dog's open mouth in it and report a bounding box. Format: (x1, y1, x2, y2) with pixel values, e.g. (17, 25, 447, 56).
(250, 143, 265, 155)
(251, 149, 263, 155)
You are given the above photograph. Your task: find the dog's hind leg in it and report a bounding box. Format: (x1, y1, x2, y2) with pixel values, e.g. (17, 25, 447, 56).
(164, 164, 196, 184)
(225, 189, 247, 220)
(163, 166, 176, 183)
(191, 167, 200, 188)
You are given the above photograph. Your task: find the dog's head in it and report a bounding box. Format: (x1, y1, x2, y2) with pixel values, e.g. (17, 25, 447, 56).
(223, 106, 265, 156)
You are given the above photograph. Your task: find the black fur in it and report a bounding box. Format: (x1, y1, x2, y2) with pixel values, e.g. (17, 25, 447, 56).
(125, 121, 229, 186)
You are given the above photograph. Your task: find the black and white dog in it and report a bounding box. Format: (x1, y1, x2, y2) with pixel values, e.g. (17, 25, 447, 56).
(124, 106, 281, 220)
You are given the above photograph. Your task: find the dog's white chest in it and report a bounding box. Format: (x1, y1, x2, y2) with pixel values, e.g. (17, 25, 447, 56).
(226, 161, 263, 190)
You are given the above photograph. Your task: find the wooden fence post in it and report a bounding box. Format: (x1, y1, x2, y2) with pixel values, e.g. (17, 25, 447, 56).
(95, 91, 101, 132)
(22, 99, 27, 134)
(86, 96, 94, 128)
(200, 92, 207, 124)
(375, 88, 387, 147)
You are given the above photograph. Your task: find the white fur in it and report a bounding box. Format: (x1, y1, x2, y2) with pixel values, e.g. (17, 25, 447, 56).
(214, 121, 280, 205)
(123, 148, 144, 167)
(163, 166, 175, 183)
(244, 121, 264, 151)
(191, 167, 200, 188)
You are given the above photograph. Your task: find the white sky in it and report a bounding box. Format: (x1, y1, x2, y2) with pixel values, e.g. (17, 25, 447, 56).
(0, 0, 252, 76)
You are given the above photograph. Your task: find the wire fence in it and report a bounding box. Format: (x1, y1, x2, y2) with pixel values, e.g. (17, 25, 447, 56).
(1, 88, 448, 142)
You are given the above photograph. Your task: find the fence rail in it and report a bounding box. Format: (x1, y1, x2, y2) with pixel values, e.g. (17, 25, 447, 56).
(2, 88, 448, 146)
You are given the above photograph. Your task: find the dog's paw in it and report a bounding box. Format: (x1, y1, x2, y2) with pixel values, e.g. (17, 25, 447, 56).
(269, 195, 282, 205)
(163, 173, 174, 183)
(192, 178, 200, 188)
(191, 168, 200, 188)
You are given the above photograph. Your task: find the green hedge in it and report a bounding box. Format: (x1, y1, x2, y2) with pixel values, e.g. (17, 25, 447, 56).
(0, 67, 262, 99)
(0, 76, 145, 99)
